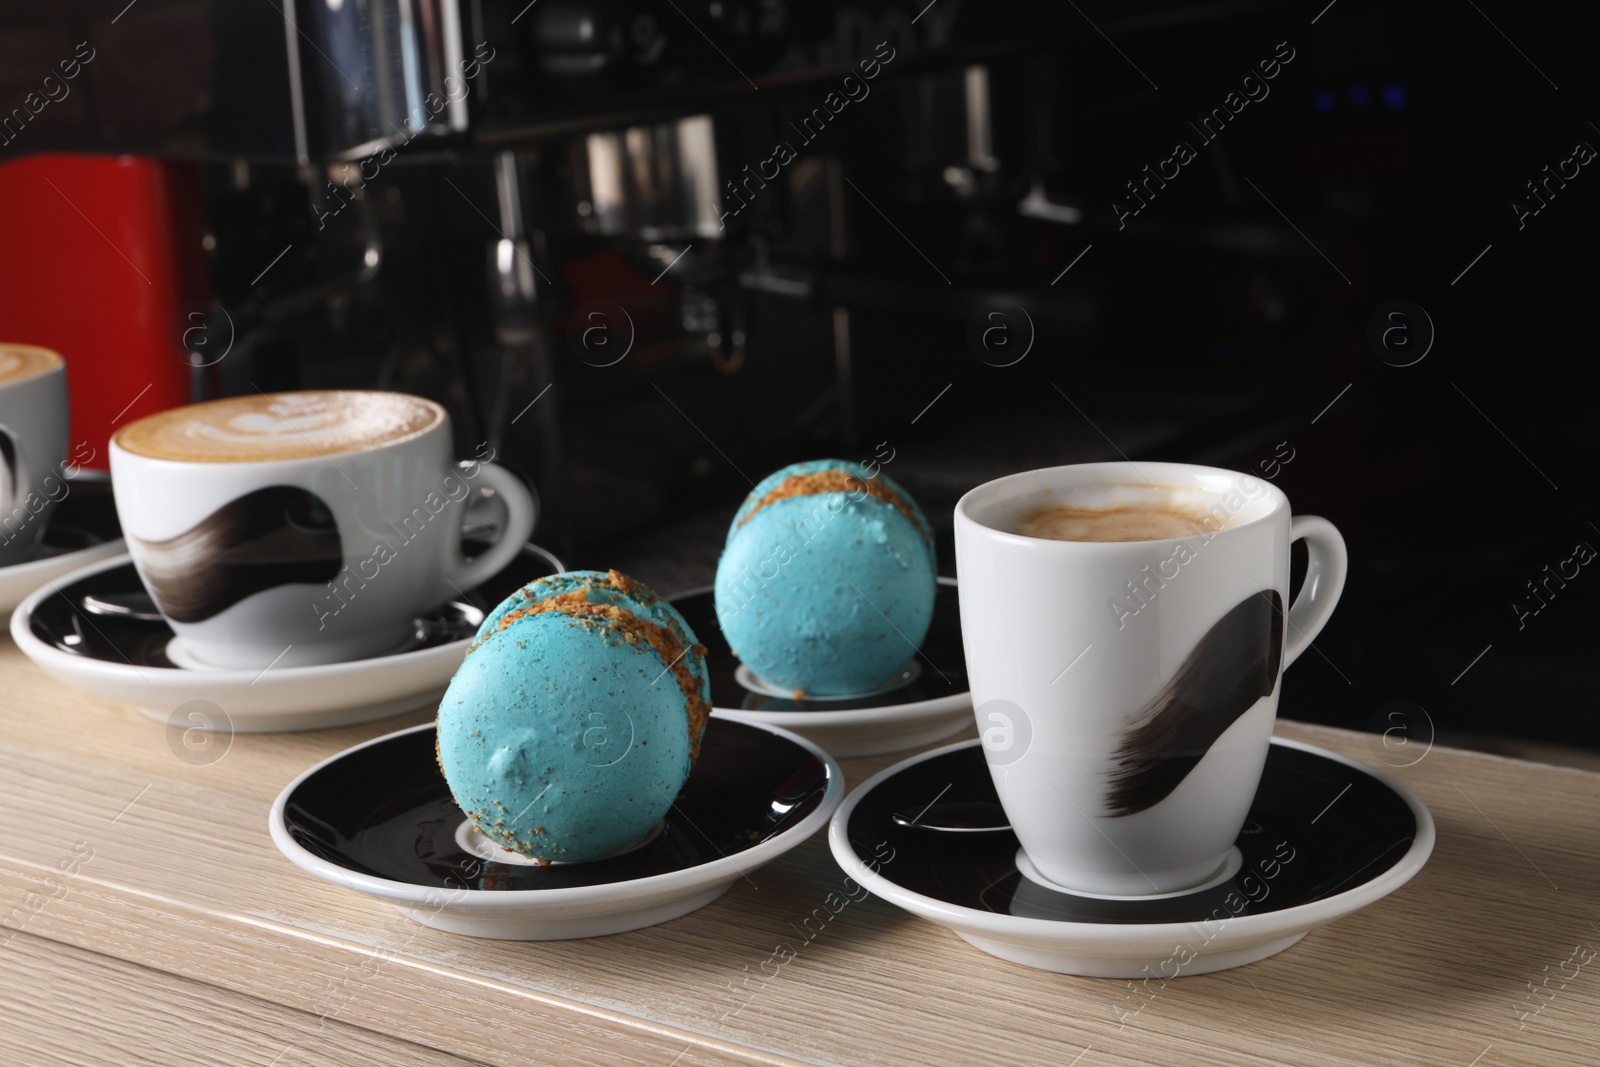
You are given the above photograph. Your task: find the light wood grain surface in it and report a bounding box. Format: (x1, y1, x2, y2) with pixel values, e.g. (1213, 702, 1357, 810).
(0, 929, 490, 1067)
(1, 634, 1597, 1067)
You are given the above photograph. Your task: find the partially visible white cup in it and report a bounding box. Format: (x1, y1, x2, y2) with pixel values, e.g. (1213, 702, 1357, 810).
(110, 389, 536, 669)
(954, 462, 1346, 896)
(0, 344, 70, 567)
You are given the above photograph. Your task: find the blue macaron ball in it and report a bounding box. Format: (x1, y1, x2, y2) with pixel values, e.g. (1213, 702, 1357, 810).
(714, 460, 936, 696)
(437, 570, 710, 863)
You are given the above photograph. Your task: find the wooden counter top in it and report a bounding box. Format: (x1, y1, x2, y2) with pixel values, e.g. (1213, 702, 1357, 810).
(1, 634, 1596, 1067)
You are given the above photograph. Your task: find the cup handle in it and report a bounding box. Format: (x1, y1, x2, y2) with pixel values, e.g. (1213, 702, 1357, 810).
(443, 463, 539, 594)
(1283, 515, 1348, 669)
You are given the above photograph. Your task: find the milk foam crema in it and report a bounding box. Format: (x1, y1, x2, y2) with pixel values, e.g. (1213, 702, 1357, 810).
(0, 345, 63, 386)
(1014, 484, 1232, 542)
(114, 390, 444, 462)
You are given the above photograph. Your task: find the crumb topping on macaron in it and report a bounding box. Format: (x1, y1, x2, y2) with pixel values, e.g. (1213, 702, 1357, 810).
(476, 569, 710, 761)
(735, 464, 935, 554)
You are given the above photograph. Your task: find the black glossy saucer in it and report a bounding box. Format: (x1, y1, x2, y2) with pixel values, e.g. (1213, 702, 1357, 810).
(281, 717, 831, 891)
(849, 739, 1417, 923)
(27, 541, 560, 669)
(12, 542, 568, 733)
(271, 717, 844, 938)
(0, 471, 125, 613)
(28, 470, 122, 556)
(829, 737, 1435, 975)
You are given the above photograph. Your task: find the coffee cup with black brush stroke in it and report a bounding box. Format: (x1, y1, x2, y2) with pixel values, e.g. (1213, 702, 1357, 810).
(0, 345, 70, 567)
(954, 462, 1346, 896)
(109, 390, 536, 670)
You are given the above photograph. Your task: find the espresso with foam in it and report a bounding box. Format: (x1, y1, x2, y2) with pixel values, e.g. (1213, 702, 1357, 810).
(0, 345, 62, 386)
(1015, 488, 1228, 542)
(115, 390, 443, 462)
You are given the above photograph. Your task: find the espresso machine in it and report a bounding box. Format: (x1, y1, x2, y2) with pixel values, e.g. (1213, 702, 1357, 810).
(3, 0, 1359, 552)
(11, 0, 1515, 739)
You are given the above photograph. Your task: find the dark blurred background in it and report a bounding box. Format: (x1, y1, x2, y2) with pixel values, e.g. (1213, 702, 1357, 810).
(1, 0, 1596, 758)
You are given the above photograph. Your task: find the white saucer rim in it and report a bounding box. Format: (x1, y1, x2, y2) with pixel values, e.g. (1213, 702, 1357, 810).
(685, 576, 972, 726)
(8, 547, 561, 683)
(827, 735, 1436, 944)
(269, 718, 844, 909)
(0, 536, 126, 605)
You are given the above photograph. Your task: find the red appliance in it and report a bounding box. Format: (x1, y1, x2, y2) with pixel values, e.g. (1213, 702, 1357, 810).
(0, 154, 207, 469)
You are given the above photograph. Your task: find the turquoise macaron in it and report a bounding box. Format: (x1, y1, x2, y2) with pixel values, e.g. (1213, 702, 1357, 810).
(436, 570, 710, 863)
(714, 459, 936, 696)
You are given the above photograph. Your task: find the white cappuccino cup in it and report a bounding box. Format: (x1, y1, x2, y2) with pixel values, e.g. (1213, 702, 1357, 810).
(954, 462, 1347, 896)
(0, 344, 70, 566)
(110, 390, 536, 669)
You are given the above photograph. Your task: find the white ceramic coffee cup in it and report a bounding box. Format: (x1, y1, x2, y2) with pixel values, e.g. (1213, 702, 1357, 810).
(0, 345, 70, 567)
(954, 462, 1347, 896)
(110, 395, 536, 669)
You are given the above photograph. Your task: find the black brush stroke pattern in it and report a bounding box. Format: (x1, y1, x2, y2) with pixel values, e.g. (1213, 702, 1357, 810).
(0, 430, 15, 498)
(133, 485, 342, 622)
(1105, 590, 1284, 817)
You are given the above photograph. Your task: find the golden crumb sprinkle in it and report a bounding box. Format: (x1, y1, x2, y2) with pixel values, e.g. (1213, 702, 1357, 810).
(738, 468, 931, 548)
(472, 576, 710, 764)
